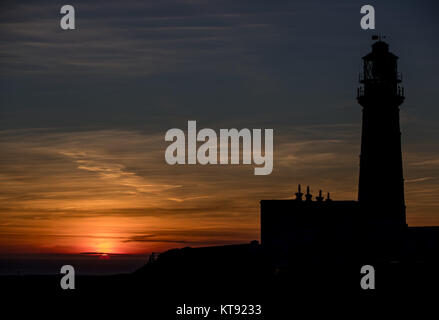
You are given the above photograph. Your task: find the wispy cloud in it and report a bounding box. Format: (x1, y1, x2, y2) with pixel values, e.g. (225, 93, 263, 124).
(0, 0, 279, 77)
(0, 125, 359, 253)
(411, 159, 439, 167)
(1, 117, 439, 254)
(405, 177, 434, 183)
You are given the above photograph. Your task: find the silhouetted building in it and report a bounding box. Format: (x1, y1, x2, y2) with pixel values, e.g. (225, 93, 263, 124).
(261, 192, 362, 262)
(138, 38, 439, 290)
(261, 38, 410, 261)
(358, 40, 406, 228)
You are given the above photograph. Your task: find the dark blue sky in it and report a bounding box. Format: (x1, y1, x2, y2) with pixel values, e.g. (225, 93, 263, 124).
(1, 0, 438, 136)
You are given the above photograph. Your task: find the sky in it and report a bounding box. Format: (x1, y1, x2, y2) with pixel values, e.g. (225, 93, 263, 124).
(1, 0, 439, 260)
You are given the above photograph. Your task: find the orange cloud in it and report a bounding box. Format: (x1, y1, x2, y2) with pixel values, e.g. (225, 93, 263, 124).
(0, 127, 438, 254)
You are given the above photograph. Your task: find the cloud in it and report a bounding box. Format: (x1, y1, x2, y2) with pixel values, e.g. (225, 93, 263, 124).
(0, 0, 280, 78)
(0, 125, 357, 253)
(1, 117, 439, 254)
(412, 159, 439, 167)
(405, 177, 434, 183)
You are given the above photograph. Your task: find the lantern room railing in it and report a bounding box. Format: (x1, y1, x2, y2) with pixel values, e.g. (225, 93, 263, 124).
(359, 72, 403, 83)
(357, 85, 404, 99)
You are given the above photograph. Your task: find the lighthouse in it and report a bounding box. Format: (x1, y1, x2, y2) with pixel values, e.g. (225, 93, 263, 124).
(357, 37, 407, 228)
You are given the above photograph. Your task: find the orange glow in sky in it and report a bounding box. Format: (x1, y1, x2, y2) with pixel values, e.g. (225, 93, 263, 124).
(0, 129, 438, 255)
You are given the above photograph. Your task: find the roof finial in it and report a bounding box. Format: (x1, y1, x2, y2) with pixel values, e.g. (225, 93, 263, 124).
(316, 189, 324, 202)
(295, 184, 303, 201)
(372, 34, 386, 42)
(325, 192, 332, 202)
(305, 185, 312, 202)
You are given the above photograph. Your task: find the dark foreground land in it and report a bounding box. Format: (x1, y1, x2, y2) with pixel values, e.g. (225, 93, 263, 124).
(2, 243, 439, 318)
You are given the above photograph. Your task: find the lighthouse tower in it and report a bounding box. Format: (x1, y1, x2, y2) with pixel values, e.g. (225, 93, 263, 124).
(357, 38, 407, 228)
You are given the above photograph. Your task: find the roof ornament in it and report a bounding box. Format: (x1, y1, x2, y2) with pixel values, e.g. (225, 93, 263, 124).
(305, 186, 312, 202)
(295, 184, 303, 201)
(372, 34, 386, 41)
(316, 190, 324, 202)
(325, 192, 332, 202)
